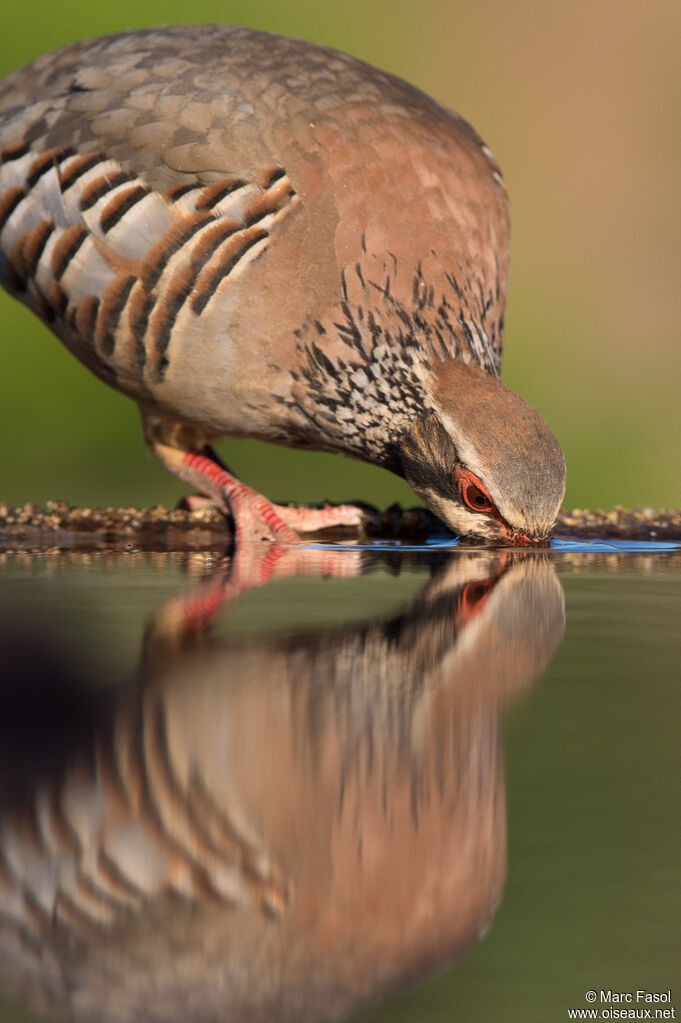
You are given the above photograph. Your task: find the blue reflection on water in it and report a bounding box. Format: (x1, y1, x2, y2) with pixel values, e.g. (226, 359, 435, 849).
(301, 536, 680, 553)
(301, 538, 461, 552)
(551, 537, 680, 552)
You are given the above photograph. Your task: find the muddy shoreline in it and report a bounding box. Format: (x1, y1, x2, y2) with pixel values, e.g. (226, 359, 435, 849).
(1, 500, 679, 552)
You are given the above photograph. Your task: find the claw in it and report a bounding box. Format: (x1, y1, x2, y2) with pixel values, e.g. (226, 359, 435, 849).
(149, 431, 373, 543)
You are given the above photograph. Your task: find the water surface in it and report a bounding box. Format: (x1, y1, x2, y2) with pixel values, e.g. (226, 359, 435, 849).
(0, 542, 678, 1022)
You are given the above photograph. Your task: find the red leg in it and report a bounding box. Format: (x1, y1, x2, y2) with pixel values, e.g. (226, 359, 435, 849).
(144, 416, 377, 541)
(268, 500, 377, 532)
(143, 413, 377, 542)
(181, 489, 378, 536)
(179, 450, 301, 543)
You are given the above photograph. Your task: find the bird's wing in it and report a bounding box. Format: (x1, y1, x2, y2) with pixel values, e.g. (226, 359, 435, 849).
(0, 29, 303, 393)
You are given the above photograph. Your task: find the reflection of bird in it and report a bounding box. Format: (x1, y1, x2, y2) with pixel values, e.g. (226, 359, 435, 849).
(0, 551, 565, 1023)
(0, 26, 565, 543)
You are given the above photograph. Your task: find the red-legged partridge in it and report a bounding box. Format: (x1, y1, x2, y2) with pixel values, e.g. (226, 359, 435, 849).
(0, 25, 566, 543)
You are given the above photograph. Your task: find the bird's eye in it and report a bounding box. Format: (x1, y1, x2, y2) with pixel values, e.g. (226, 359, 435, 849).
(455, 466, 498, 516)
(463, 482, 494, 514)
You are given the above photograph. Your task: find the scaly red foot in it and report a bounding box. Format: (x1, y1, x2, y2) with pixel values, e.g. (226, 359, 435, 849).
(180, 451, 300, 543)
(178, 451, 377, 542)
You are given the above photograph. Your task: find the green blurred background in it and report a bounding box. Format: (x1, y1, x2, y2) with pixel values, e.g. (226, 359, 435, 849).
(1, 0, 679, 513)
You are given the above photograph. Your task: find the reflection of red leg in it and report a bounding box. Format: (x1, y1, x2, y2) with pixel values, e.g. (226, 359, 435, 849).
(147, 542, 370, 651)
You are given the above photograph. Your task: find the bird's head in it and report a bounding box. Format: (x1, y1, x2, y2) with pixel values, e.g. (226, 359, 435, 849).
(400, 361, 565, 544)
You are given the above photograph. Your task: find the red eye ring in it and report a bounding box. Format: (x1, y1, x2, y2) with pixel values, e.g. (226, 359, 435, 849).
(456, 467, 496, 515)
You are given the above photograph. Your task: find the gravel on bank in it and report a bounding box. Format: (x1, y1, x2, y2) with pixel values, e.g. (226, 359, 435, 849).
(0, 499, 680, 552)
